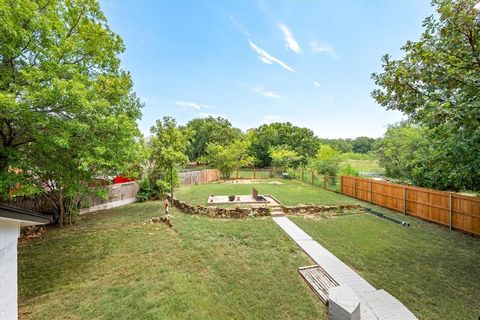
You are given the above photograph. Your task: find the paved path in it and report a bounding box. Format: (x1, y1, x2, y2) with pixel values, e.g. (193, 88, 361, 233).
(272, 214, 417, 320)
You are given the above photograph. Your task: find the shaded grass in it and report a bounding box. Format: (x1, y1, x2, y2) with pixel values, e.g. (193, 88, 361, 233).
(18, 202, 325, 320)
(290, 206, 480, 320)
(175, 179, 356, 206)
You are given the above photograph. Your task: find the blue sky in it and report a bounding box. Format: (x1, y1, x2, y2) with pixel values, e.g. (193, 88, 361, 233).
(101, 0, 434, 138)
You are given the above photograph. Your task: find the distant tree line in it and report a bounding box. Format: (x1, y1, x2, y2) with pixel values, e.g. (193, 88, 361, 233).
(180, 117, 379, 167)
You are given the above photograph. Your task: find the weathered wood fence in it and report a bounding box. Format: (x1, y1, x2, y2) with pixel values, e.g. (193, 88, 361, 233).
(79, 181, 139, 214)
(2, 181, 140, 215)
(179, 169, 220, 185)
(2, 193, 56, 214)
(341, 176, 480, 236)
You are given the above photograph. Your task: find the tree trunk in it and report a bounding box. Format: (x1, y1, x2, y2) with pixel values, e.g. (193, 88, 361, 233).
(0, 153, 8, 173)
(170, 164, 173, 205)
(59, 188, 65, 227)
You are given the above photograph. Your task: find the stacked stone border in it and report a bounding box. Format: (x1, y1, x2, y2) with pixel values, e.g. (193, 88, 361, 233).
(282, 204, 361, 215)
(168, 195, 361, 218)
(168, 196, 271, 218)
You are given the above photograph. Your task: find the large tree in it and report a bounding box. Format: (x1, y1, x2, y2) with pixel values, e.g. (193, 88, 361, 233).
(150, 117, 189, 201)
(0, 0, 143, 223)
(202, 140, 253, 179)
(375, 123, 427, 181)
(248, 122, 319, 167)
(269, 146, 302, 172)
(183, 116, 242, 161)
(372, 0, 480, 191)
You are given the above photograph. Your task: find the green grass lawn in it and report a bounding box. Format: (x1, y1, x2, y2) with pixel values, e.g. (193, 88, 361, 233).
(290, 206, 480, 320)
(345, 159, 384, 174)
(175, 179, 356, 206)
(18, 182, 480, 320)
(18, 202, 325, 320)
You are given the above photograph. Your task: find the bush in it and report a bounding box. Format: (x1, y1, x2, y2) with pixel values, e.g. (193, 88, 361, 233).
(137, 176, 173, 202)
(339, 163, 359, 177)
(136, 178, 155, 202)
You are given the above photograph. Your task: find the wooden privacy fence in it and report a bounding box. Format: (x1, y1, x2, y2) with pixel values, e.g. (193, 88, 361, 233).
(341, 176, 480, 236)
(179, 169, 220, 185)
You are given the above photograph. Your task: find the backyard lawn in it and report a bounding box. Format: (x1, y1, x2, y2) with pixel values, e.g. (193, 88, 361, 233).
(18, 202, 325, 320)
(291, 205, 480, 320)
(18, 182, 480, 320)
(175, 179, 357, 206)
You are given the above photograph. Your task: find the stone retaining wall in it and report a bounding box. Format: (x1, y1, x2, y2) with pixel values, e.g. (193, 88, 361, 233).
(282, 204, 361, 215)
(168, 196, 271, 218)
(169, 194, 362, 218)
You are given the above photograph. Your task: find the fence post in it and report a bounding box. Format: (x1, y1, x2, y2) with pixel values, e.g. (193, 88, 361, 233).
(449, 194, 452, 230)
(369, 180, 372, 203)
(353, 178, 356, 198)
(270, 168, 273, 178)
(311, 171, 314, 185)
(403, 186, 407, 215)
(301, 168, 304, 182)
(340, 176, 343, 193)
(253, 167, 256, 179)
(236, 169, 239, 179)
(323, 175, 327, 189)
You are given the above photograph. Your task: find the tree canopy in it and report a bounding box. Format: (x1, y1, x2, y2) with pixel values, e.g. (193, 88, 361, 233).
(372, 0, 480, 191)
(0, 0, 143, 223)
(247, 122, 319, 167)
(269, 146, 302, 171)
(149, 117, 189, 197)
(183, 116, 242, 161)
(202, 140, 253, 179)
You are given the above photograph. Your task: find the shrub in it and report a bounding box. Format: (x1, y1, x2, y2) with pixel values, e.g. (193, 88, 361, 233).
(339, 163, 359, 177)
(136, 178, 155, 202)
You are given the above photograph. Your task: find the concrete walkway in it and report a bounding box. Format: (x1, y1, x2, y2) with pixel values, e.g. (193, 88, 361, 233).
(272, 215, 417, 320)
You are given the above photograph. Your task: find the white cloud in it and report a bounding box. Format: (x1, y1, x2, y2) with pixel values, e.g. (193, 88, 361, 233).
(176, 101, 211, 110)
(248, 39, 295, 72)
(252, 87, 281, 99)
(313, 81, 321, 87)
(228, 14, 250, 37)
(279, 24, 301, 54)
(310, 40, 338, 58)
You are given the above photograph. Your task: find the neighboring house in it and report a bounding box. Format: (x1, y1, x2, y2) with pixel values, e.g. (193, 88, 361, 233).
(0, 204, 50, 320)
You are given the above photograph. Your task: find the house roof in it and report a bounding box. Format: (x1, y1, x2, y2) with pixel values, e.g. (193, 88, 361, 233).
(0, 203, 51, 226)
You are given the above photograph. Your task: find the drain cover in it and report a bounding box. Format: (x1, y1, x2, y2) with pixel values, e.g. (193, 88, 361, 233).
(298, 265, 339, 304)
